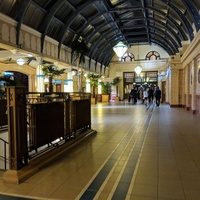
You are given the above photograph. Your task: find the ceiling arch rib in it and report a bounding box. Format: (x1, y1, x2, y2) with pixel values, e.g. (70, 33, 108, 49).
(148, 25, 180, 50)
(86, 0, 128, 52)
(150, 40, 173, 55)
(181, 0, 200, 31)
(94, 48, 113, 68)
(148, 32, 177, 54)
(89, 34, 119, 65)
(15, 0, 32, 47)
(89, 28, 123, 59)
(109, 5, 188, 41)
(81, 11, 117, 37)
(125, 27, 179, 53)
(87, 21, 118, 43)
(90, 12, 181, 45)
(147, 17, 182, 44)
(95, 0, 127, 40)
(39, 0, 72, 53)
(139, 6, 188, 41)
(161, 0, 194, 39)
(118, 16, 182, 47)
(57, 1, 94, 56)
(141, 0, 151, 43)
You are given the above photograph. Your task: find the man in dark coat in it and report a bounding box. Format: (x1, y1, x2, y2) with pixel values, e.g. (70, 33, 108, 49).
(155, 86, 161, 106)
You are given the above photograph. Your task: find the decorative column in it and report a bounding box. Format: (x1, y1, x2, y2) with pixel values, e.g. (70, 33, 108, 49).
(68, 70, 74, 92)
(191, 59, 197, 114)
(164, 67, 170, 104)
(98, 81, 102, 94)
(28, 75, 36, 92)
(36, 57, 44, 92)
(180, 69, 186, 107)
(186, 65, 190, 110)
(78, 69, 82, 92)
(86, 78, 90, 93)
(3, 87, 28, 183)
(169, 68, 179, 107)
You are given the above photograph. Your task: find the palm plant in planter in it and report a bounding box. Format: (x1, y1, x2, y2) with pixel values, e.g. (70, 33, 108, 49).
(112, 77, 121, 99)
(87, 73, 101, 103)
(101, 81, 112, 102)
(69, 38, 89, 92)
(42, 64, 66, 92)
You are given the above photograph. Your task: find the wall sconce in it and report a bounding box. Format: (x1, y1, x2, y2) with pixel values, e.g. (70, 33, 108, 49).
(44, 77, 49, 83)
(84, 73, 88, 77)
(72, 70, 77, 76)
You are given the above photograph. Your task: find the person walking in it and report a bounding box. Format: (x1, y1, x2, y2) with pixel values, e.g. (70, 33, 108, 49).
(143, 87, 148, 106)
(130, 87, 138, 104)
(155, 86, 161, 106)
(148, 86, 154, 104)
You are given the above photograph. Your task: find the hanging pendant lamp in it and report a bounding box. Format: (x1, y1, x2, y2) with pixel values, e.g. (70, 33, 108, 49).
(134, 66, 142, 75)
(134, 44, 142, 75)
(113, 41, 128, 57)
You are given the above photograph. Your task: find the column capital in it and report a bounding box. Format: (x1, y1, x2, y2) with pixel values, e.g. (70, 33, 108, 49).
(36, 57, 43, 65)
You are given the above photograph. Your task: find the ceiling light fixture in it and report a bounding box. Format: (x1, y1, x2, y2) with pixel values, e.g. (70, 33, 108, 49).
(16, 58, 25, 66)
(113, 41, 128, 57)
(134, 44, 142, 75)
(134, 66, 142, 75)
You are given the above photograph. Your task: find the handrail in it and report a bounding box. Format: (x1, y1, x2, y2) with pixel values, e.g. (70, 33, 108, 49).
(0, 137, 9, 170)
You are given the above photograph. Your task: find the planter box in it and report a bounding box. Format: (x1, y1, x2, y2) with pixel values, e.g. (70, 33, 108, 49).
(114, 97, 119, 101)
(102, 94, 110, 102)
(91, 97, 97, 104)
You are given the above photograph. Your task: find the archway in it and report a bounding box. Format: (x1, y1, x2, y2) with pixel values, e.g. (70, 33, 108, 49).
(3, 71, 29, 92)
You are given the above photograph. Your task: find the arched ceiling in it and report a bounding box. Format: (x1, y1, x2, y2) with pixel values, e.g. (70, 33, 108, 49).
(0, 0, 200, 68)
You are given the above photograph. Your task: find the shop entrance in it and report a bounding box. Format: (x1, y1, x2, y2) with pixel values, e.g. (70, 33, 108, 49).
(124, 71, 158, 100)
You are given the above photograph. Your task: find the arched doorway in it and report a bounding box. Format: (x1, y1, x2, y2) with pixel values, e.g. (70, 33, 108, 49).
(3, 71, 29, 92)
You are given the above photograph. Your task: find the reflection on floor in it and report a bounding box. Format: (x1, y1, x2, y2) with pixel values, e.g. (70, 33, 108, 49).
(1, 101, 200, 200)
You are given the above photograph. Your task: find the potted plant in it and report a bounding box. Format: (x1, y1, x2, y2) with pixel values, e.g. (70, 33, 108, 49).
(112, 77, 121, 101)
(87, 73, 101, 104)
(42, 64, 66, 92)
(101, 81, 112, 102)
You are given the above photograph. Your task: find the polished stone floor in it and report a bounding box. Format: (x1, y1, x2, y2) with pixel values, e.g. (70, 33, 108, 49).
(1, 101, 200, 200)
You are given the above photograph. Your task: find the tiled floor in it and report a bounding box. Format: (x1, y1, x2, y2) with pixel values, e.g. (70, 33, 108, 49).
(1, 101, 200, 200)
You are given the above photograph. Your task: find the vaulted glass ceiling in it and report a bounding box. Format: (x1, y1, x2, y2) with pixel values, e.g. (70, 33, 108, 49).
(0, 0, 200, 67)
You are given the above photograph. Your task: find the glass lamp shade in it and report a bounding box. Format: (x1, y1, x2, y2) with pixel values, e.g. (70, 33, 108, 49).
(113, 41, 128, 57)
(134, 66, 142, 75)
(16, 58, 25, 66)
(72, 70, 77, 76)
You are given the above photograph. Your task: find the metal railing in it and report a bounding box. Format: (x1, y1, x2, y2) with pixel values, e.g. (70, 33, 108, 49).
(0, 137, 9, 170)
(2, 89, 92, 170)
(26, 92, 91, 159)
(0, 99, 8, 130)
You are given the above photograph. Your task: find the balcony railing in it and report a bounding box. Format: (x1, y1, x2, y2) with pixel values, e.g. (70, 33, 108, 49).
(0, 137, 9, 170)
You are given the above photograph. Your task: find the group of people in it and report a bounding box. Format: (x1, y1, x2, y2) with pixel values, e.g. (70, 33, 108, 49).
(128, 85, 161, 107)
